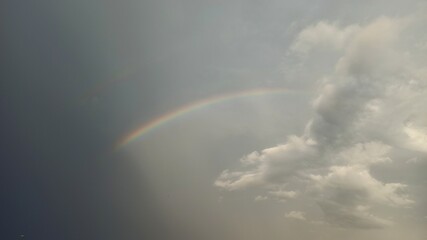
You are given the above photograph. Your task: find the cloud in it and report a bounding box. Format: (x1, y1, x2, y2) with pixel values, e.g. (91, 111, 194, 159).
(285, 211, 306, 221)
(268, 189, 297, 199)
(290, 21, 360, 55)
(253, 190, 297, 203)
(312, 166, 413, 208)
(403, 123, 427, 152)
(317, 200, 392, 229)
(254, 195, 268, 202)
(215, 14, 426, 229)
(310, 165, 413, 228)
(334, 141, 392, 166)
(214, 136, 318, 191)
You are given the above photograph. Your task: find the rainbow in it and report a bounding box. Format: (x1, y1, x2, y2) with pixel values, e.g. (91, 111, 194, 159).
(115, 87, 296, 149)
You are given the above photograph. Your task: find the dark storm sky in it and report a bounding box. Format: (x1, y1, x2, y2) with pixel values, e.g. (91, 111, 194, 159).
(1, 1, 303, 237)
(1, 1, 165, 239)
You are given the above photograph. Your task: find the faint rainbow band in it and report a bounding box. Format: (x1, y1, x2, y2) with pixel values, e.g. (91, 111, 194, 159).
(115, 87, 298, 149)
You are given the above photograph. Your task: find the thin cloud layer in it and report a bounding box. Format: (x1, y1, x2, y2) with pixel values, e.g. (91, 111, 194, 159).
(215, 14, 427, 229)
(285, 211, 306, 221)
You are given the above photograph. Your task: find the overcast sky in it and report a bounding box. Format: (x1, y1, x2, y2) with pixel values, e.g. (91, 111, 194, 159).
(2, 1, 427, 239)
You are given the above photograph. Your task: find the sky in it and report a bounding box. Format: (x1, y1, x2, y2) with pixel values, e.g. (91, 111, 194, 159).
(2, 1, 427, 239)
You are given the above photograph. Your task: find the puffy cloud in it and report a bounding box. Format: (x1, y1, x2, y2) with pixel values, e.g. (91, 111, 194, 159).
(214, 136, 318, 191)
(307, 163, 413, 228)
(214, 169, 263, 191)
(310, 165, 413, 228)
(215, 14, 426, 229)
(334, 141, 392, 166)
(334, 16, 407, 77)
(403, 123, 427, 153)
(240, 151, 261, 165)
(291, 21, 360, 54)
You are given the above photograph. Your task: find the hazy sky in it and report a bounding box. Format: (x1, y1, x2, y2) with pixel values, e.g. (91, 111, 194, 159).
(2, 1, 427, 239)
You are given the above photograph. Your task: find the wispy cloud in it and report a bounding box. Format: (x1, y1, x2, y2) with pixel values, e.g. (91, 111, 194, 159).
(285, 211, 306, 221)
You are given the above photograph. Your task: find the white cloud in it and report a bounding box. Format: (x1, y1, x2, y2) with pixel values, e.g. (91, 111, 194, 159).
(310, 165, 413, 228)
(268, 190, 297, 202)
(285, 211, 306, 221)
(335, 142, 392, 166)
(254, 195, 268, 202)
(291, 21, 360, 54)
(310, 165, 413, 208)
(214, 169, 263, 191)
(215, 13, 426, 229)
(269, 189, 297, 199)
(403, 123, 427, 153)
(240, 151, 261, 165)
(214, 136, 318, 191)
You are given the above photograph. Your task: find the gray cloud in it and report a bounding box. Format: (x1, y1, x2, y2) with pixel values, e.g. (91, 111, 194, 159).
(317, 200, 393, 229)
(310, 165, 412, 228)
(215, 13, 426, 229)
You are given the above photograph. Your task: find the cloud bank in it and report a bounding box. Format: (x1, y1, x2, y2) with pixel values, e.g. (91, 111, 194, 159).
(215, 14, 427, 229)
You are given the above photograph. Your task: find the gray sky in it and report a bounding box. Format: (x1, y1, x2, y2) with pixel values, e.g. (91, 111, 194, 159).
(2, 0, 427, 239)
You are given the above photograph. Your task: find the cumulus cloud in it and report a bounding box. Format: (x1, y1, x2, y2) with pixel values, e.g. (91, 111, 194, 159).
(403, 123, 427, 152)
(334, 141, 391, 166)
(215, 13, 426, 229)
(291, 21, 360, 54)
(310, 165, 413, 228)
(214, 136, 318, 190)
